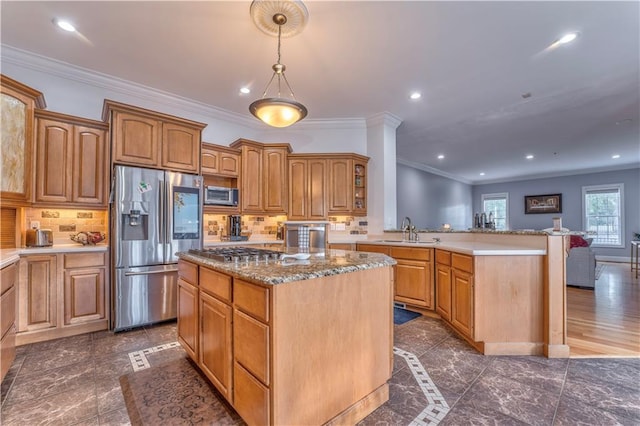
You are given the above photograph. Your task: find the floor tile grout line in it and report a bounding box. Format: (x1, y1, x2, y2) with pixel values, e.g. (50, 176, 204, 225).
(550, 357, 572, 425)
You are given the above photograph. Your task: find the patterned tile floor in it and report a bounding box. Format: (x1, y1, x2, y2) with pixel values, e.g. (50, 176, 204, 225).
(1, 317, 639, 425)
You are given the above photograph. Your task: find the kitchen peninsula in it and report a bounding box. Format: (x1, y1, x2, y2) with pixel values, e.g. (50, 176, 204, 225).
(176, 248, 396, 426)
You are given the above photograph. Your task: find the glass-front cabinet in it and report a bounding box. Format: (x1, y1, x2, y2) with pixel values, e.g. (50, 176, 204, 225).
(353, 160, 367, 216)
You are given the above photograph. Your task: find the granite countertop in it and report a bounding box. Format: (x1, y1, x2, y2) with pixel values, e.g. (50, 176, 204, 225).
(0, 244, 109, 269)
(384, 228, 549, 236)
(204, 239, 284, 247)
(357, 240, 546, 255)
(178, 249, 396, 286)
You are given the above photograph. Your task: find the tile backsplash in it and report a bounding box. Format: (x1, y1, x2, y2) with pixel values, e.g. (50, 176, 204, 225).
(25, 208, 108, 244)
(204, 214, 286, 242)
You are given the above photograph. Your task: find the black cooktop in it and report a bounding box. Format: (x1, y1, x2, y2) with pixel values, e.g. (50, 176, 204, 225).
(188, 247, 282, 263)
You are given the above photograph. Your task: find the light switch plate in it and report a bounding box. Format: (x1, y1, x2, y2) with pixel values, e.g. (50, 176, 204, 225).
(335, 223, 346, 231)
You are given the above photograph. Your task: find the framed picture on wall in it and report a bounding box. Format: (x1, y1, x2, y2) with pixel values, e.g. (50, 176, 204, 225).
(524, 193, 562, 214)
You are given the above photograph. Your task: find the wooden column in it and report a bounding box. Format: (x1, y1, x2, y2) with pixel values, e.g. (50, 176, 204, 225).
(543, 235, 570, 358)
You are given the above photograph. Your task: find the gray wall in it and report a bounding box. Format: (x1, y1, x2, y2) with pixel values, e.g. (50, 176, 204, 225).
(472, 168, 640, 258)
(396, 164, 473, 230)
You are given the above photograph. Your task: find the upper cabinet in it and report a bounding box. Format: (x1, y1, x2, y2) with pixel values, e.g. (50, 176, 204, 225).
(0, 75, 46, 206)
(288, 155, 327, 220)
(201, 143, 240, 177)
(103, 100, 206, 173)
(230, 139, 291, 214)
(34, 110, 109, 208)
(327, 154, 369, 216)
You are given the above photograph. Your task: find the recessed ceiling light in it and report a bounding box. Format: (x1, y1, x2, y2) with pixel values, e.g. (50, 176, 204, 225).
(612, 154, 621, 159)
(409, 92, 421, 100)
(479, 172, 485, 176)
(526, 154, 534, 160)
(558, 32, 578, 44)
(239, 87, 251, 95)
(53, 18, 76, 32)
(437, 154, 445, 160)
(616, 118, 633, 125)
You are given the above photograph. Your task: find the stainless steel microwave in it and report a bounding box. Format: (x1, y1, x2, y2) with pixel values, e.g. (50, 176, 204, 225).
(204, 186, 238, 206)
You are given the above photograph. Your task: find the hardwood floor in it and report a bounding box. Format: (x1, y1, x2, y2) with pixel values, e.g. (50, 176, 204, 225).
(567, 261, 640, 357)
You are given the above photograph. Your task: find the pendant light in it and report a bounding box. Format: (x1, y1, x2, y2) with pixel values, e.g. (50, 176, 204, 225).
(249, 0, 308, 128)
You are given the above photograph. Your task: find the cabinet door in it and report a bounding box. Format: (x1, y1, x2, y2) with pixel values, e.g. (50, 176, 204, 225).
(240, 146, 263, 212)
(112, 111, 161, 167)
(435, 263, 452, 321)
(63, 267, 105, 325)
(200, 291, 233, 401)
(307, 159, 327, 219)
(162, 123, 200, 173)
(177, 278, 198, 361)
(35, 118, 73, 203)
(353, 161, 367, 215)
(327, 158, 352, 214)
(263, 147, 288, 213)
(73, 125, 107, 205)
(451, 269, 474, 338)
(287, 159, 307, 220)
(201, 146, 220, 175)
(18, 255, 57, 332)
(219, 153, 239, 176)
(395, 258, 433, 308)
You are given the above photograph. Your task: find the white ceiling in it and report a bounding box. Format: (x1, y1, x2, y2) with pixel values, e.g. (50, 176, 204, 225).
(2, 1, 639, 184)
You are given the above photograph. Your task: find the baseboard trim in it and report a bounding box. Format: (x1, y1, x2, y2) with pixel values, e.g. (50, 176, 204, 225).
(595, 255, 631, 263)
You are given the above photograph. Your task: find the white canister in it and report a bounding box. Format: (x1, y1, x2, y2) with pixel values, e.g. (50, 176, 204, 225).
(552, 217, 562, 232)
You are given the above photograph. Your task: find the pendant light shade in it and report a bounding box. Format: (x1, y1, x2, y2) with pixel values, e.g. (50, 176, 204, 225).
(249, 1, 308, 128)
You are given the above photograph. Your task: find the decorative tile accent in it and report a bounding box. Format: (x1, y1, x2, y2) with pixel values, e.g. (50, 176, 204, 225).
(59, 224, 76, 232)
(394, 346, 450, 425)
(128, 341, 181, 372)
(41, 210, 60, 218)
(77, 212, 93, 218)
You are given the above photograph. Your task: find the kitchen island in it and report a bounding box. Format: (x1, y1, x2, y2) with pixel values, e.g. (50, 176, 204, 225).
(176, 248, 396, 426)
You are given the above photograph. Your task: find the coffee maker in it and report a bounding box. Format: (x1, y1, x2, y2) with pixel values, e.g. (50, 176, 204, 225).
(224, 215, 246, 241)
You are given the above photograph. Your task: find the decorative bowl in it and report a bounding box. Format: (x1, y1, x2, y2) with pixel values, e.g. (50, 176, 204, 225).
(70, 231, 106, 245)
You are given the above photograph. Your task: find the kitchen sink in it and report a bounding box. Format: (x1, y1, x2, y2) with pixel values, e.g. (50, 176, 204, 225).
(374, 239, 438, 245)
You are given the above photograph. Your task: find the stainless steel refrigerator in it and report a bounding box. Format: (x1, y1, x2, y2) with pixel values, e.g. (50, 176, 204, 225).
(111, 165, 202, 331)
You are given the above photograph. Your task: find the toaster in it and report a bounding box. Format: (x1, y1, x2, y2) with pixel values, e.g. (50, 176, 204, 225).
(26, 229, 53, 247)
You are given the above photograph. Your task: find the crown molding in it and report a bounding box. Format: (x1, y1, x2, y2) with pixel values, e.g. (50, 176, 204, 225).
(366, 112, 403, 129)
(1, 44, 369, 132)
(475, 163, 640, 185)
(397, 158, 473, 185)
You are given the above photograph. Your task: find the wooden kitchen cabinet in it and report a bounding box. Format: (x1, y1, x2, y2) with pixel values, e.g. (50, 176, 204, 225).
(201, 143, 240, 177)
(18, 254, 57, 333)
(326, 154, 368, 216)
(288, 155, 327, 220)
(177, 261, 198, 360)
(62, 253, 107, 326)
(103, 100, 206, 173)
(435, 249, 474, 339)
(451, 253, 474, 338)
(17, 252, 109, 345)
(34, 110, 109, 207)
(199, 266, 233, 402)
(391, 246, 433, 309)
(0, 75, 46, 206)
(230, 139, 291, 214)
(1, 261, 18, 381)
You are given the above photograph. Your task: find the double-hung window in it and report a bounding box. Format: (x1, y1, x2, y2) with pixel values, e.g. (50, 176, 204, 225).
(481, 192, 509, 230)
(582, 184, 624, 247)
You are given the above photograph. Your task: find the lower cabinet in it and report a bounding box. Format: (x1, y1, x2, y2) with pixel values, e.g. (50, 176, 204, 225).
(356, 244, 434, 309)
(200, 291, 233, 401)
(1, 261, 18, 381)
(177, 277, 198, 360)
(435, 249, 474, 339)
(17, 252, 109, 345)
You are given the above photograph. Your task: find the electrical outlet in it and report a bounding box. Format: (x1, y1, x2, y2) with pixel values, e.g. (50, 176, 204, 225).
(30, 220, 40, 229)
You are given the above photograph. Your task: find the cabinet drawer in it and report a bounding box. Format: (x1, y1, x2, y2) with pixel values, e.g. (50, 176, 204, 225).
(234, 362, 270, 426)
(452, 253, 473, 273)
(356, 244, 390, 255)
(1, 263, 17, 296)
(435, 249, 451, 266)
(64, 252, 105, 268)
(390, 246, 431, 261)
(178, 261, 198, 285)
(234, 280, 269, 323)
(1, 286, 16, 338)
(200, 267, 231, 303)
(234, 309, 269, 385)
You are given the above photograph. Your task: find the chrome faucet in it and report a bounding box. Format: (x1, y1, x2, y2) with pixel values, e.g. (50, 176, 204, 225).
(401, 217, 419, 242)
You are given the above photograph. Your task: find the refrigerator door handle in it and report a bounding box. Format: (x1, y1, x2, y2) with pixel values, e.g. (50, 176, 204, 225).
(124, 267, 179, 276)
(158, 179, 165, 245)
